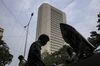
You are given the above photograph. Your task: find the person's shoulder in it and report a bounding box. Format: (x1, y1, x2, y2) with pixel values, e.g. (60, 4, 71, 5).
(31, 41, 40, 47)
(32, 41, 40, 45)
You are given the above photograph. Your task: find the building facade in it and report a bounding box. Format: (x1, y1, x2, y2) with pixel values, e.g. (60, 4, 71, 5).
(36, 3, 66, 53)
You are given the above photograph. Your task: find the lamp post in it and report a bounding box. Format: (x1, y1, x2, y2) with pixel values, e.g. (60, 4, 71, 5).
(24, 13, 33, 57)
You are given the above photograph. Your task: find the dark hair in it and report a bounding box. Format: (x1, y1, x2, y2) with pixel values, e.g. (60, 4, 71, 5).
(38, 34, 49, 41)
(18, 55, 24, 60)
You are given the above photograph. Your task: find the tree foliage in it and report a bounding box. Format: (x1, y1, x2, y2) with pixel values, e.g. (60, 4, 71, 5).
(97, 12, 100, 30)
(88, 31, 100, 47)
(0, 39, 13, 66)
(88, 13, 100, 48)
(42, 45, 77, 66)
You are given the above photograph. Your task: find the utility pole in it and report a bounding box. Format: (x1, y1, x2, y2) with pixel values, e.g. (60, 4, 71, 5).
(24, 13, 33, 57)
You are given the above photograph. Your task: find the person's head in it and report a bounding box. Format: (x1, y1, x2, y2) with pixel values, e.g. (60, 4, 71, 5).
(38, 34, 49, 46)
(18, 55, 24, 61)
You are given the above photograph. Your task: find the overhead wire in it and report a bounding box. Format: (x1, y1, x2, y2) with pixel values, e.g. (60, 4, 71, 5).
(1, 0, 35, 57)
(0, 0, 34, 39)
(1, 0, 75, 58)
(1, 0, 23, 26)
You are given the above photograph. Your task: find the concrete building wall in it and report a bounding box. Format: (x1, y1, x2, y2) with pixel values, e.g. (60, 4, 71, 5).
(36, 3, 66, 53)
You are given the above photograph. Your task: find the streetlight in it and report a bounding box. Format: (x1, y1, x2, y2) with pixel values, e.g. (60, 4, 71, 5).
(24, 13, 34, 57)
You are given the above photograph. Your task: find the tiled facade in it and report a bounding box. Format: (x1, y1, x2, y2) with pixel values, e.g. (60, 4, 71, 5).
(50, 9, 65, 52)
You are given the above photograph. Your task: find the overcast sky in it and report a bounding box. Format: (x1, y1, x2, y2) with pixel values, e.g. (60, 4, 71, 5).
(0, 0, 100, 66)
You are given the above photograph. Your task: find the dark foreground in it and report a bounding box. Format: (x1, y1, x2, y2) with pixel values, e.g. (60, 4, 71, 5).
(70, 53, 100, 66)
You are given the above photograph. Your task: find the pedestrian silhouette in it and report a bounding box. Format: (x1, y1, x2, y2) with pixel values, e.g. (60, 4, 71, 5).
(18, 55, 26, 66)
(26, 34, 49, 66)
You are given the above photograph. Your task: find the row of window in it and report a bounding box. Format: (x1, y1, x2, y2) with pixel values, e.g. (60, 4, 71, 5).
(51, 18, 63, 24)
(51, 26, 60, 32)
(51, 42, 63, 48)
(51, 39, 64, 45)
(50, 8, 65, 53)
(50, 46, 60, 51)
(51, 9, 62, 16)
(50, 34, 61, 39)
(51, 32, 62, 38)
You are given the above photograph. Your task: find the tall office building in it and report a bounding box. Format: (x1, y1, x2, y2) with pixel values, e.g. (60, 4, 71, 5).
(36, 3, 66, 53)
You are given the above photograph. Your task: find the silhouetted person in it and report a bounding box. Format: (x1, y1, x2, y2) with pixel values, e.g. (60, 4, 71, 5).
(18, 55, 26, 66)
(26, 34, 49, 66)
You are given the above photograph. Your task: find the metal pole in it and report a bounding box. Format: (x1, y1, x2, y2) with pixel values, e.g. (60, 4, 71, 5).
(24, 13, 33, 57)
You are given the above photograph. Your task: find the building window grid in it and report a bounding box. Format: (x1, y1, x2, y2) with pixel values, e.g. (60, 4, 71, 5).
(51, 29, 60, 33)
(51, 27, 60, 32)
(51, 43, 64, 47)
(51, 48, 61, 52)
(51, 47, 60, 52)
(51, 25, 60, 30)
(51, 23, 60, 28)
(51, 49, 58, 53)
(51, 41, 63, 45)
(51, 17, 63, 21)
(50, 8, 64, 53)
(51, 41, 64, 46)
(51, 17, 62, 20)
(50, 34, 63, 40)
(51, 43, 62, 47)
(51, 27, 60, 33)
(51, 18, 63, 24)
(51, 34, 61, 40)
(51, 9, 62, 16)
(51, 14, 62, 18)
(51, 36, 62, 41)
(51, 29, 62, 36)
(51, 32, 62, 38)
(51, 14, 63, 23)
(51, 25, 62, 33)
(51, 46, 60, 50)
(51, 28, 60, 33)
(51, 25, 59, 29)
(51, 44, 61, 48)
(51, 42, 64, 47)
(51, 18, 63, 23)
(51, 39, 64, 44)
(51, 29, 61, 36)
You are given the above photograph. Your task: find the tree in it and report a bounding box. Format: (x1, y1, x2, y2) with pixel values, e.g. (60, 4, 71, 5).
(42, 45, 78, 66)
(0, 28, 13, 66)
(88, 31, 100, 47)
(97, 12, 100, 30)
(0, 39, 13, 66)
(88, 13, 100, 48)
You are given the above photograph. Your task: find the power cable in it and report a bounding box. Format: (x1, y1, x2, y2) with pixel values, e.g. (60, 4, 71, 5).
(1, 0, 34, 39)
(1, 0, 24, 27)
(1, 0, 35, 57)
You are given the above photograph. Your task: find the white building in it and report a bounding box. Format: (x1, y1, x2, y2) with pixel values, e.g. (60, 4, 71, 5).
(36, 3, 66, 53)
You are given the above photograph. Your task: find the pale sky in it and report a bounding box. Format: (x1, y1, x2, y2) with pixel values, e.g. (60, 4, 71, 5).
(0, 0, 100, 66)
